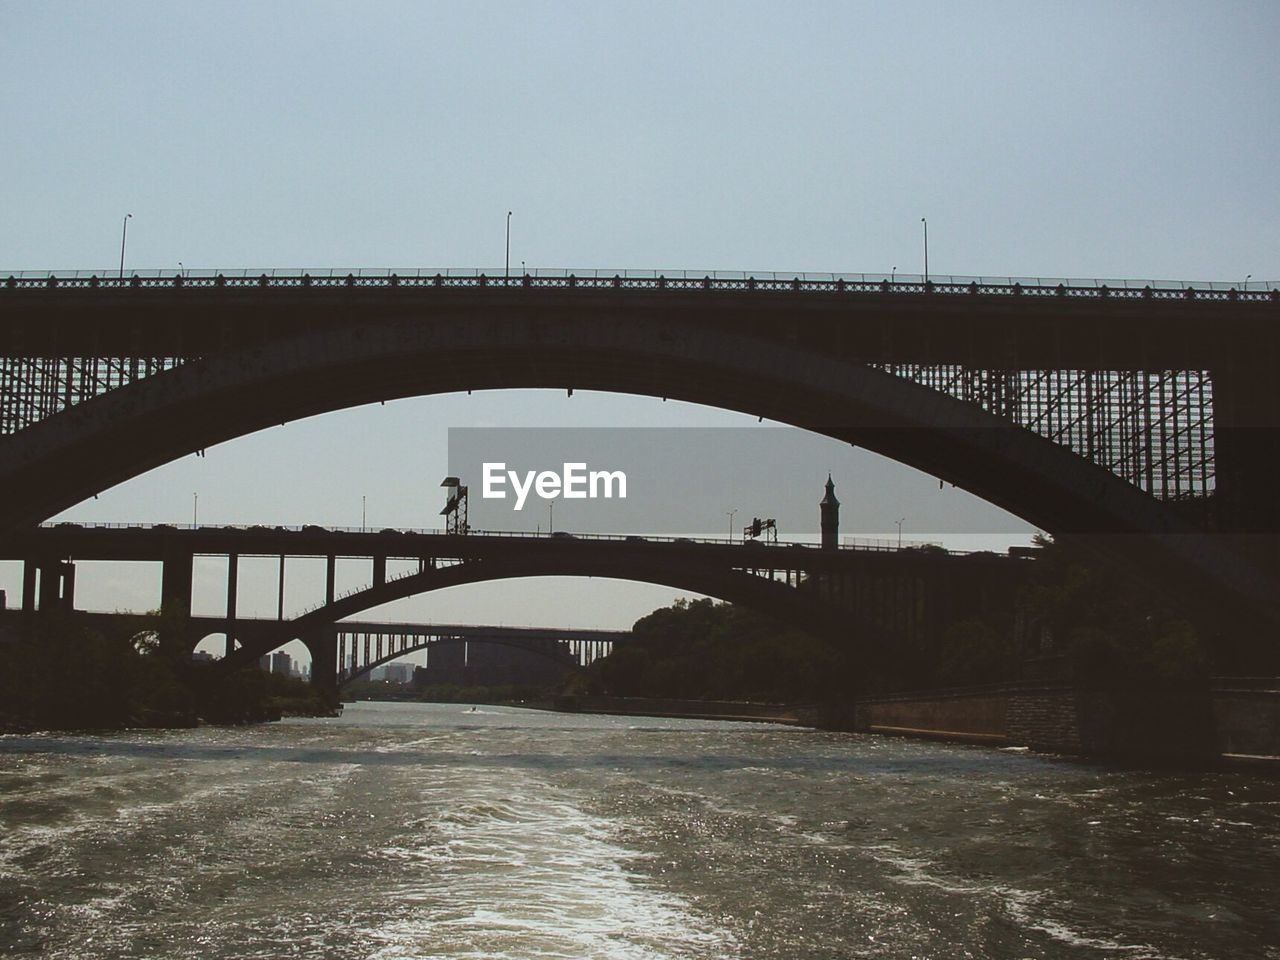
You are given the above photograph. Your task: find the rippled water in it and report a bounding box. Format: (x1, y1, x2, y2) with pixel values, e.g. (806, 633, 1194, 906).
(1, 702, 1277, 959)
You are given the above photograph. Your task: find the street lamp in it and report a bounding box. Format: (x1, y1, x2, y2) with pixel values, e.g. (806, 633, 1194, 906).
(362, 495, 367, 532)
(726, 508, 737, 540)
(193, 493, 198, 528)
(920, 218, 928, 283)
(1243, 274, 1252, 291)
(119, 213, 133, 279)
(894, 517, 905, 549)
(891, 266, 897, 285)
(505, 210, 512, 281)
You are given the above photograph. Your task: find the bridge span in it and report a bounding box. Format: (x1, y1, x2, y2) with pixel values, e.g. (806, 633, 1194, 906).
(4, 607, 626, 687)
(0, 522, 1032, 698)
(1, 268, 1276, 637)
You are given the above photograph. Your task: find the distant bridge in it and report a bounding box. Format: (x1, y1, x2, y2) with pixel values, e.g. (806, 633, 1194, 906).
(1, 268, 1276, 637)
(25, 608, 626, 686)
(0, 522, 1031, 696)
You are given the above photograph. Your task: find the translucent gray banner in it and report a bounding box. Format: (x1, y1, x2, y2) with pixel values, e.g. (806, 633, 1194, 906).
(447, 427, 1031, 539)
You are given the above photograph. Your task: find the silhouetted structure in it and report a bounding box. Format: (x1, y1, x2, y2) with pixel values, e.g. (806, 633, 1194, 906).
(820, 475, 840, 551)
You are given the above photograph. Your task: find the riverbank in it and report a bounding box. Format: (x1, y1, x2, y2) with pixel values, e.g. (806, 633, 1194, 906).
(553, 694, 813, 725)
(546, 689, 1280, 772)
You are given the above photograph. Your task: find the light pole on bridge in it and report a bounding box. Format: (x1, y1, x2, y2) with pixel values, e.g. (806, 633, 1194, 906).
(726, 508, 737, 541)
(193, 493, 198, 529)
(119, 213, 132, 279)
(505, 210, 512, 282)
(894, 517, 905, 550)
(362, 495, 367, 533)
(920, 218, 928, 283)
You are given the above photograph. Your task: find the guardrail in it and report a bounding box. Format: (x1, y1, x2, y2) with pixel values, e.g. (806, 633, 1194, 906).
(36, 520, 960, 554)
(4, 268, 1277, 302)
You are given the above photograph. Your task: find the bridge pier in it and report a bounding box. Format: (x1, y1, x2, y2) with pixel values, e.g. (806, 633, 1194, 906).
(305, 629, 339, 707)
(21, 561, 36, 612)
(160, 551, 193, 656)
(226, 553, 238, 657)
(24, 559, 76, 613)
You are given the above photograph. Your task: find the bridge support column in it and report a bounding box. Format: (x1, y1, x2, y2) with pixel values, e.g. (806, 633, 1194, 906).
(21, 561, 37, 612)
(225, 553, 239, 657)
(38, 561, 60, 611)
(372, 555, 386, 586)
(277, 555, 286, 620)
(61, 562, 75, 609)
(34, 560, 75, 612)
(304, 629, 339, 709)
(1213, 365, 1280, 572)
(160, 552, 193, 657)
(325, 555, 335, 605)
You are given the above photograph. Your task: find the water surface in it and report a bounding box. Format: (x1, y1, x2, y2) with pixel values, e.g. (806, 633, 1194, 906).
(1, 702, 1276, 958)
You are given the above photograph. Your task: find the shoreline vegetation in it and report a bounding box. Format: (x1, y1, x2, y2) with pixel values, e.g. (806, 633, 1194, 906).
(0, 612, 336, 735)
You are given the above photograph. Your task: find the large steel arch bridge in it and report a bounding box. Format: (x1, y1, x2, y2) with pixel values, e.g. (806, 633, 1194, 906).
(1, 268, 1277, 640)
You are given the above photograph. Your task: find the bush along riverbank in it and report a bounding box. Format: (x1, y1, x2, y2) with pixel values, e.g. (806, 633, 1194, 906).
(0, 613, 335, 733)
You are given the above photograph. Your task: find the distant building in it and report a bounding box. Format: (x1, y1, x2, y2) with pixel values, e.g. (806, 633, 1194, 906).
(270, 651, 293, 677)
(382, 662, 414, 684)
(191, 650, 216, 663)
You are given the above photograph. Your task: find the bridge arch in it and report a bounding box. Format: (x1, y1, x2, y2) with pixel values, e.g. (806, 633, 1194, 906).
(219, 555, 857, 675)
(3, 310, 1275, 625)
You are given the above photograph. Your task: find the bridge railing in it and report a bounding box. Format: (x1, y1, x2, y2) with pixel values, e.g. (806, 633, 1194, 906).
(5, 268, 1277, 301)
(37, 520, 957, 554)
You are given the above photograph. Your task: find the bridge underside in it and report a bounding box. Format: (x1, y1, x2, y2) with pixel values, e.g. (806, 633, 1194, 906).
(1, 303, 1275, 638)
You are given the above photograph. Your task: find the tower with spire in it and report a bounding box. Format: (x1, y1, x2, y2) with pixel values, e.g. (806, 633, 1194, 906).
(820, 474, 840, 550)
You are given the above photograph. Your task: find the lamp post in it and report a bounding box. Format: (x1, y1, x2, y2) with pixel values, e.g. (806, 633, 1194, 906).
(119, 213, 132, 279)
(193, 493, 198, 529)
(891, 266, 897, 285)
(920, 218, 928, 283)
(1243, 274, 1252, 291)
(726, 508, 737, 540)
(362, 495, 367, 533)
(894, 517, 905, 549)
(505, 210, 512, 281)
(548, 498, 554, 533)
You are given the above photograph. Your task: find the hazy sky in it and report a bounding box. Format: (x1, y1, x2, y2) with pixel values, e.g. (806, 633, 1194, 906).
(2, 1, 1277, 660)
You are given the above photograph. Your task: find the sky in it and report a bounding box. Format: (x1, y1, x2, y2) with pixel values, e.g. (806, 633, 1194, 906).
(2, 1, 1277, 662)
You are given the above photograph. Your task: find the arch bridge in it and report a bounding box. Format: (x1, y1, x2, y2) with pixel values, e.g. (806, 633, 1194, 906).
(1, 522, 1031, 697)
(1, 269, 1276, 639)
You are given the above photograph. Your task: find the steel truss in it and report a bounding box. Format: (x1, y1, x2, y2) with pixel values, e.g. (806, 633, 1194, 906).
(879, 366, 1215, 499)
(0, 356, 184, 436)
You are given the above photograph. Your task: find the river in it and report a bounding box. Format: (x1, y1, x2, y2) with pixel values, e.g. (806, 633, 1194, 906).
(1, 702, 1277, 959)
